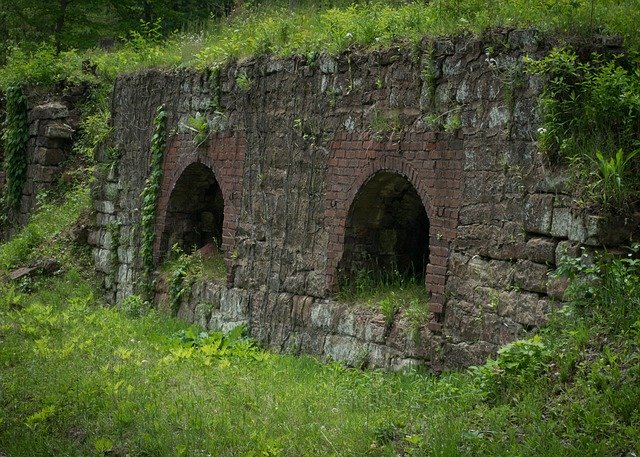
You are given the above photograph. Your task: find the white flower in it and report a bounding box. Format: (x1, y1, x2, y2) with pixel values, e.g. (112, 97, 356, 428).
(537, 127, 547, 135)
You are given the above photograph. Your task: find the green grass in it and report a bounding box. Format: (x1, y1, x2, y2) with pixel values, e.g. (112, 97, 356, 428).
(0, 182, 639, 456)
(0, 185, 90, 271)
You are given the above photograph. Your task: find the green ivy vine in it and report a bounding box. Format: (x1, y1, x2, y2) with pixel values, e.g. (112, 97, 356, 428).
(139, 105, 167, 292)
(2, 86, 29, 210)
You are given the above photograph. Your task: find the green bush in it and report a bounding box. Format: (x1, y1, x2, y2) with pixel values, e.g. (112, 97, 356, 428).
(470, 336, 551, 400)
(527, 48, 640, 211)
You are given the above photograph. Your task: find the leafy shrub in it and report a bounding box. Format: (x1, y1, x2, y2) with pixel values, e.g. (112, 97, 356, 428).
(470, 336, 551, 400)
(555, 244, 640, 331)
(527, 48, 640, 211)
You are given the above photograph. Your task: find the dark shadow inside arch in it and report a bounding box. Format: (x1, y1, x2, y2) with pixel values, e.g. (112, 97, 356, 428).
(159, 162, 224, 260)
(339, 171, 430, 284)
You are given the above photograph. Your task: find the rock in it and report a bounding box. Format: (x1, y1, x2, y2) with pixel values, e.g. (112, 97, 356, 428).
(9, 258, 61, 281)
(28, 103, 68, 122)
(45, 123, 74, 139)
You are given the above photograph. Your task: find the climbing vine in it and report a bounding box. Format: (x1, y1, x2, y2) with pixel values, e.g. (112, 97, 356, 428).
(2, 86, 29, 210)
(139, 105, 167, 292)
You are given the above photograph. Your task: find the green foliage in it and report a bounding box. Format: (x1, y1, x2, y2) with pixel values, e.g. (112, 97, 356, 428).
(183, 112, 209, 146)
(470, 336, 551, 400)
(338, 268, 430, 331)
(72, 87, 112, 161)
(590, 148, 638, 209)
(120, 294, 149, 319)
(555, 244, 640, 331)
(2, 86, 29, 210)
(235, 72, 251, 91)
(1, 224, 640, 455)
(527, 48, 640, 211)
(369, 108, 401, 137)
(139, 105, 167, 293)
(0, 186, 89, 270)
(167, 245, 199, 315)
(165, 244, 226, 316)
(0, 44, 90, 89)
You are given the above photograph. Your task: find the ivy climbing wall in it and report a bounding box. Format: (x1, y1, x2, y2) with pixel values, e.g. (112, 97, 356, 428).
(89, 30, 636, 369)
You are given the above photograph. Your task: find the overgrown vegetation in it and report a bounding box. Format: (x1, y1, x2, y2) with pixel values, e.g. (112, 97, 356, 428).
(0, 186, 89, 271)
(527, 48, 640, 212)
(3, 0, 640, 92)
(1, 184, 640, 455)
(139, 105, 167, 295)
(164, 244, 227, 315)
(337, 268, 430, 335)
(1, 86, 29, 211)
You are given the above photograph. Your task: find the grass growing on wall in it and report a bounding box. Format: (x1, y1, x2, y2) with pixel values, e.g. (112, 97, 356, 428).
(2, 0, 640, 92)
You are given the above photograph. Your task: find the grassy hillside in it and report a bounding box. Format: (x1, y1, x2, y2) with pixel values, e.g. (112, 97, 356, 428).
(2, 0, 640, 90)
(0, 185, 638, 456)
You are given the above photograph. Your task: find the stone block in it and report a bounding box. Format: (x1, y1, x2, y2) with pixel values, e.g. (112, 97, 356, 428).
(220, 288, 248, 320)
(193, 302, 213, 328)
(33, 166, 60, 183)
(44, 122, 74, 139)
(29, 102, 68, 122)
(513, 260, 549, 294)
(514, 294, 549, 328)
(582, 214, 638, 246)
(324, 334, 364, 366)
(547, 276, 569, 301)
(93, 248, 112, 273)
(555, 240, 583, 264)
(310, 301, 336, 330)
(524, 194, 553, 235)
(95, 200, 115, 215)
(35, 147, 66, 166)
(525, 237, 557, 264)
(467, 256, 514, 289)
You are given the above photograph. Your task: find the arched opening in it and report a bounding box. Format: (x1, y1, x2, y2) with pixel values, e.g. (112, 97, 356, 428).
(159, 162, 224, 259)
(339, 171, 430, 284)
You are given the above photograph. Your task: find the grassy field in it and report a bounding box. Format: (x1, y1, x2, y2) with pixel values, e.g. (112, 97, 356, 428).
(0, 186, 639, 456)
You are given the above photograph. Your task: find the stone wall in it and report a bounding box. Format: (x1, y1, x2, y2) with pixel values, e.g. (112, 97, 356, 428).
(90, 30, 636, 369)
(1, 87, 86, 238)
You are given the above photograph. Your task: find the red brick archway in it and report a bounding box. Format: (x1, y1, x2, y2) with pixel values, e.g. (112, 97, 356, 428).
(153, 132, 245, 282)
(325, 131, 463, 329)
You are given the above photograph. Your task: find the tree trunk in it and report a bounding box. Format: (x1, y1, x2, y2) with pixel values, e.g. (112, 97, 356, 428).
(143, 0, 153, 23)
(54, 0, 69, 54)
(0, 10, 7, 66)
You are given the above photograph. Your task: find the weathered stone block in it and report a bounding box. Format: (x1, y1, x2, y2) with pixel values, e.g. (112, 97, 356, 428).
(524, 194, 553, 235)
(525, 237, 557, 264)
(513, 260, 549, 294)
(35, 147, 66, 166)
(28, 102, 68, 122)
(44, 122, 74, 139)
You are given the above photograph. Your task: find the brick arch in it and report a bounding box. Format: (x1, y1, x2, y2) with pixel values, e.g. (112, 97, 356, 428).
(339, 165, 432, 285)
(326, 156, 436, 284)
(153, 132, 245, 282)
(345, 157, 435, 224)
(325, 132, 462, 327)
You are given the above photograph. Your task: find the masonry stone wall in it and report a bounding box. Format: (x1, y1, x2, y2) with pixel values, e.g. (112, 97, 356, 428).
(90, 30, 636, 369)
(1, 87, 87, 239)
